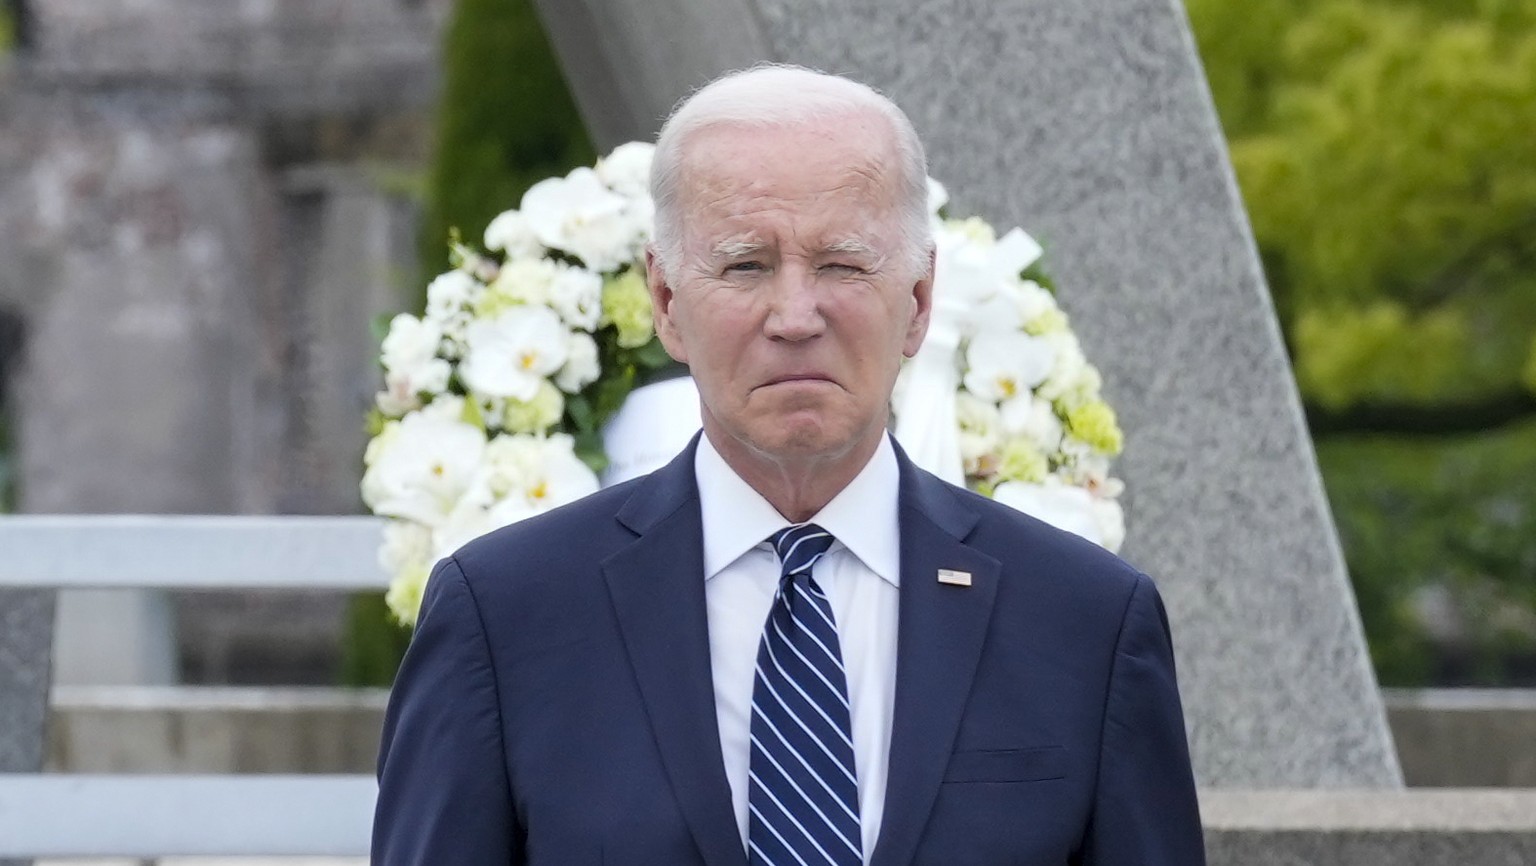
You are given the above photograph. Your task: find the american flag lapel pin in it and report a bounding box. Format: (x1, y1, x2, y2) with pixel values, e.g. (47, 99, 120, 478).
(936, 568, 972, 587)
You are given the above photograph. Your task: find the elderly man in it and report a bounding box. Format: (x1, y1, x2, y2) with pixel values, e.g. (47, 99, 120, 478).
(373, 65, 1205, 865)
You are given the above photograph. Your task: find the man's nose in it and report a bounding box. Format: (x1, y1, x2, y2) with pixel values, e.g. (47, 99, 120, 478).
(763, 266, 825, 341)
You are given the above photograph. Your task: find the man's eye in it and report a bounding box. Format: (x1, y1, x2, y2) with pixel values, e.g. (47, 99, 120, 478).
(725, 262, 764, 273)
(821, 262, 863, 274)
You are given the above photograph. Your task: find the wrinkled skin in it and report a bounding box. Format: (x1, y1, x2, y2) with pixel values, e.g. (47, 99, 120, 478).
(648, 114, 933, 521)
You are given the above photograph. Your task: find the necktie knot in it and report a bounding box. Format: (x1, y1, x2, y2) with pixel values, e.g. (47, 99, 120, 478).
(770, 523, 836, 581)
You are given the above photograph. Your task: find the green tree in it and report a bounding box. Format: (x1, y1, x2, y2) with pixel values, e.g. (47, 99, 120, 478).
(1187, 0, 1536, 683)
(418, 0, 594, 283)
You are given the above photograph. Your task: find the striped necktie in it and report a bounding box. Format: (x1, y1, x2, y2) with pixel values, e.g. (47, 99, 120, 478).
(747, 523, 862, 866)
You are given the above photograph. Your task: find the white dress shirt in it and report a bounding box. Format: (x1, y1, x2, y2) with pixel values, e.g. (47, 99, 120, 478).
(696, 434, 901, 863)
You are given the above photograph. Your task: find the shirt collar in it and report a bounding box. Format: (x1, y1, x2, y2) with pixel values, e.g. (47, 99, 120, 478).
(695, 433, 901, 587)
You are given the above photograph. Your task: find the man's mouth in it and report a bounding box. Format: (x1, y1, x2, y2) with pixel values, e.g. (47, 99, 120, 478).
(762, 374, 834, 387)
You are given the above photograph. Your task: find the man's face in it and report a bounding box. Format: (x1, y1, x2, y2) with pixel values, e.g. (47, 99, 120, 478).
(648, 116, 933, 468)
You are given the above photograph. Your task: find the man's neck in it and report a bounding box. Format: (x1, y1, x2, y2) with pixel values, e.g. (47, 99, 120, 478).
(702, 424, 885, 523)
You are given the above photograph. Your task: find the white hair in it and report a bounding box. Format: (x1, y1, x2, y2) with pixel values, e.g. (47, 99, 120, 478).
(649, 63, 932, 280)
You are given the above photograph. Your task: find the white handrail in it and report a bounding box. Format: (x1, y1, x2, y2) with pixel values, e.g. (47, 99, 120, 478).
(0, 774, 375, 857)
(0, 514, 389, 589)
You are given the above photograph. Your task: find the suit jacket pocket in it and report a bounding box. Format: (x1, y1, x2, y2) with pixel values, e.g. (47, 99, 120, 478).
(943, 746, 1068, 783)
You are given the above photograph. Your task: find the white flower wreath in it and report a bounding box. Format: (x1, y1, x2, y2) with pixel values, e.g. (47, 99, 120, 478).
(363, 144, 1125, 626)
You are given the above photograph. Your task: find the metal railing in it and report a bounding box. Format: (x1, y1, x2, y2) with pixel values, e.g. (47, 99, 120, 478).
(0, 514, 387, 858)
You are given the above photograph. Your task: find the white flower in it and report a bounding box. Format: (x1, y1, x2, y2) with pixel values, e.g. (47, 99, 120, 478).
(378, 520, 433, 575)
(485, 257, 560, 310)
(993, 479, 1105, 547)
(1016, 280, 1059, 328)
(931, 223, 1045, 338)
(425, 271, 481, 323)
(375, 386, 418, 418)
(520, 167, 635, 272)
(955, 391, 1002, 475)
(459, 305, 570, 401)
(1092, 497, 1126, 553)
(381, 314, 441, 373)
(595, 142, 655, 198)
(483, 209, 544, 258)
(548, 265, 604, 331)
(555, 331, 600, 393)
(1037, 333, 1099, 405)
(483, 433, 599, 511)
(926, 177, 949, 216)
(999, 393, 1064, 450)
(360, 412, 487, 527)
(418, 394, 468, 425)
(962, 331, 1056, 402)
(380, 314, 451, 398)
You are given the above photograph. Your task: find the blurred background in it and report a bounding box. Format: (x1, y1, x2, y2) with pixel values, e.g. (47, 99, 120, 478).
(0, 0, 1532, 694)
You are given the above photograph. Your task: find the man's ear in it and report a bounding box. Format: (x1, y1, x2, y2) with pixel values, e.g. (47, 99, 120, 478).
(646, 246, 689, 364)
(902, 248, 936, 358)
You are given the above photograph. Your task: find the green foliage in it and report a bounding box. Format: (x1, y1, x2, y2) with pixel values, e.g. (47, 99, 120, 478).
(1319, 419, 1536, 685)
(341, 593, 413, 687)
(1249, 8, 1536, 307)
(1294, 302, 1468, 409)
(1187, 0, 1536, 684)
(1525, 334, 1536, 392)
(420, 0, 595, 286)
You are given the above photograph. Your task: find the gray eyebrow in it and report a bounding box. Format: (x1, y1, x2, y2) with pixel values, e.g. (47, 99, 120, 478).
(710, 238, 767, 258)
(824, 238, 879, 257)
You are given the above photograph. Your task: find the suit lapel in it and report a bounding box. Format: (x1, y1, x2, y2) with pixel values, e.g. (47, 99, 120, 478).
(870, 455, 1001, 866)
(602, 442, 747, 866)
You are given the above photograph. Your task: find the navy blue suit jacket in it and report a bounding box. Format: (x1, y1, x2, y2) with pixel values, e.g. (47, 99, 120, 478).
(374, 439, 1205, 864)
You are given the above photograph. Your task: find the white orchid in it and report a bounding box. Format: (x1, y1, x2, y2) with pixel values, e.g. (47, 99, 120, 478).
(361, 412, 487, 527)
(425, 271, 480, 322)
(482, 257, 560, 310)
(891, 185, 1125, 552)
(379, 314, 451, 402)
(483, 433, 599, 511)
(555, 331, 600, 394)
(548, 265, 603, 331)
(381, 314, 442, 374)
(520, 167, 636, 272)
(1000, 392, 1064, 451)
(459, 305, 570, 401)
(993, 479, 1106, 547)
(595, 141, 655, 199)
(962, 331, 1057, 402)
(936, 224, 1045, 331)
(378, 520, 434, 576)
(955, 391, 1003, 475)
(483, 209, 544, 259)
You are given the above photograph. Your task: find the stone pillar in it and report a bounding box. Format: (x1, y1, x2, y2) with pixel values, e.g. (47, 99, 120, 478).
(533, 0, 1401, 786)
(0, 0, 444, 689)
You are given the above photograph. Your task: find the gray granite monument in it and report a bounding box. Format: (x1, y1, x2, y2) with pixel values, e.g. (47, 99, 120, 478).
(533, 0, 1402, 787)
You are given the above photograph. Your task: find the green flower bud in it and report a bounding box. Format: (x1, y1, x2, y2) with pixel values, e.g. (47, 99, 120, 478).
(602, 268, 655, 349)
(502, 379, 565, 434)
(997, 437, 1050, 484)
(1024, 307, 1069, 336)
(1065, 400, 1124, 454)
